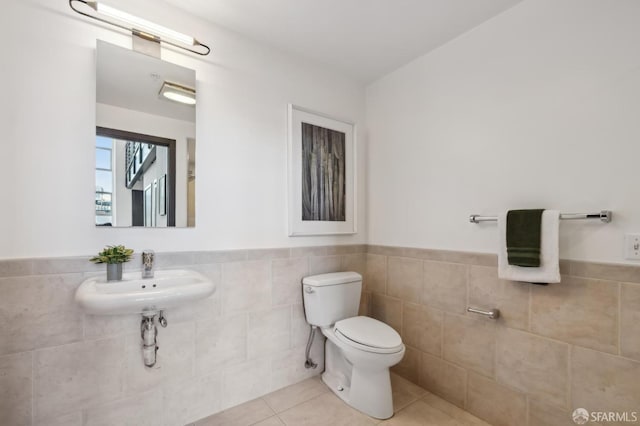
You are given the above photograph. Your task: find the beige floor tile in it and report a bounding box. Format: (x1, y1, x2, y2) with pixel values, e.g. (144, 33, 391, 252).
(197, 398, 275, 426)
(262, 377, 329, 413)
(421, 393, 490, 425)
(391, 373, 427, 411)
(200, 370, 488, 426)
(253, 416, 285, 426)
(278, 392, 377, 426)
(381, 400, 459, 425)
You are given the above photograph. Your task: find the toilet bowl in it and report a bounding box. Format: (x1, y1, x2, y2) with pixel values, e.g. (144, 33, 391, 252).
(321, 316, 404, 419)
(302, 272, 405, 419)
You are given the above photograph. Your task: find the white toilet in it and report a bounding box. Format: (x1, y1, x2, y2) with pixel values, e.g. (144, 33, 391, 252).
(302, 271, 405, 419)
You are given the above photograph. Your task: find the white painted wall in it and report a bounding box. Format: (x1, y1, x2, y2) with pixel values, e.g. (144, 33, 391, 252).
(0, 0, 366, 258)
(366, 0, 640, 263)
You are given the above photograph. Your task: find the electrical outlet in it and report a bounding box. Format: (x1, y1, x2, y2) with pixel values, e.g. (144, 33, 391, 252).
(625, 234, 640, 260)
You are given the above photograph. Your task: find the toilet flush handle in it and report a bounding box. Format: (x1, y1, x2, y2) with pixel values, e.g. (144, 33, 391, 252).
(304, 286, 315, 294)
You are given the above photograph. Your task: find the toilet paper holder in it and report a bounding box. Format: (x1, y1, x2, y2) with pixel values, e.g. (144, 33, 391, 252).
(467, 306, 500, 319)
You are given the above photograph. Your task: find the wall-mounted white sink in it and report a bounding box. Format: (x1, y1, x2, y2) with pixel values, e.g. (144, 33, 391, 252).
(75, 269, 215, 315)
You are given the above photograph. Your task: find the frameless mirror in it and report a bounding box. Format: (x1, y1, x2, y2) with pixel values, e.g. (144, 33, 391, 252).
(95, 41, 196, 227)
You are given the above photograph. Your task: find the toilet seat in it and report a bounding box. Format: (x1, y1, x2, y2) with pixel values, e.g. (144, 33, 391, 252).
(333, 316, 403, 354)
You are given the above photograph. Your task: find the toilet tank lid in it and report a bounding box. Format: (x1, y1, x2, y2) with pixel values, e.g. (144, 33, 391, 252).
(302, 272, 362, 287)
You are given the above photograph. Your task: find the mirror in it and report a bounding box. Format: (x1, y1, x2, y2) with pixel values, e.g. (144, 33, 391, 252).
(95, 41, 196, 227)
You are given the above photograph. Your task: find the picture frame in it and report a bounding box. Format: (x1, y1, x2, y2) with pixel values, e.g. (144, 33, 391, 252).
(158, 174, 167, 216)
(287, 104, 357, 236)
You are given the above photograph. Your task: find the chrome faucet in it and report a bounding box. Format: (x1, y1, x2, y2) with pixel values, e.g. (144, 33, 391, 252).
(142, 250, 155, 278)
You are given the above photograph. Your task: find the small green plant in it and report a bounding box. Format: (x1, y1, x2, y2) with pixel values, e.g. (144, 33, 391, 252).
(90, 245, 134, 264)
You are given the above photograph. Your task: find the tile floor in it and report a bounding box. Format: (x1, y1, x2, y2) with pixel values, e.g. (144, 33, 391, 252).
(193, 373, 490, 426)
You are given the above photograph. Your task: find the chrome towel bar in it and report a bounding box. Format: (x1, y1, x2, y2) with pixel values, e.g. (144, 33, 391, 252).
(469, 210, 612, 224)
(467, 307, 500, 319)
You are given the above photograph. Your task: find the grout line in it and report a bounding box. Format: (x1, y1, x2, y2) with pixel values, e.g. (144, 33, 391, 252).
(440, 309, 445, 359)
(271, 389, 329, 419)
(618, 282, 622, 356)
(269, 258, 274, 308)
(493, 312, 499, 380)
(464, 264, 470, 321)
(527, 284, 532, 332)
(191, 320, 197, 379)
(259, 395, 277, 414)
(400, 300, 405, 339)
(567, 344, 573, 412)
(31, 351, 35, 426)
(384, 255, 389, 296)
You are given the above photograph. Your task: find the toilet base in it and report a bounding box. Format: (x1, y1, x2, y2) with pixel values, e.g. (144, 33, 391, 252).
(322, 368, 394, 420)
(322, 337, 396, 420)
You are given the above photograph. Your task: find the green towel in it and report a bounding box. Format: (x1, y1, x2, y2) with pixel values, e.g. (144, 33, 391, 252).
(507, 209, 544, 267)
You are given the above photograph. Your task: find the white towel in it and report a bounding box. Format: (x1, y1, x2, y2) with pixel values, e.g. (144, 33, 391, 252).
(498, 210, 561, 283)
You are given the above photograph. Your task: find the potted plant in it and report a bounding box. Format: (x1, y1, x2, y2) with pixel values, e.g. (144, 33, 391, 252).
(90, 245, 134, 281)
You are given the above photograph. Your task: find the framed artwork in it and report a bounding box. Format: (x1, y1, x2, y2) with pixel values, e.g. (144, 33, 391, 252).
(287, 104, 357, 236)
(158, 174, 167, 216)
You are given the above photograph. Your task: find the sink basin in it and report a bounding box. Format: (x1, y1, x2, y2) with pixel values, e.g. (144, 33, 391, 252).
(75, 269, 215, 315)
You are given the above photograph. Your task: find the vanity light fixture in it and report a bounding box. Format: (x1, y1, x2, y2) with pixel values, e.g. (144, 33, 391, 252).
(69, 0, 211, 56)
(159, 81, 196, 105)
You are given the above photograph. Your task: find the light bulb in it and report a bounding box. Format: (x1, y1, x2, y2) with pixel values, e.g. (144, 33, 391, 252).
(96, 2, 195, 46)
(162, 91, 196, 105)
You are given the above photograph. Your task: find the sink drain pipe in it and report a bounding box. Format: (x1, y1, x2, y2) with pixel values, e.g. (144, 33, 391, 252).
(304, 325, 318, 369)
(140, 311, 168, 367)
(141, 315, 158, 367)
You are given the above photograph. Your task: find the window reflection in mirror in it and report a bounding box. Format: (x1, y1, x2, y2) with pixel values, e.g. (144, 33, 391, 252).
(95, 128, 183, 227)
(95, 41, 196, 227)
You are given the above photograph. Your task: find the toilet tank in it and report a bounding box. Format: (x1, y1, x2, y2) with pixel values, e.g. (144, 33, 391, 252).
(302, 272, 362, 327)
